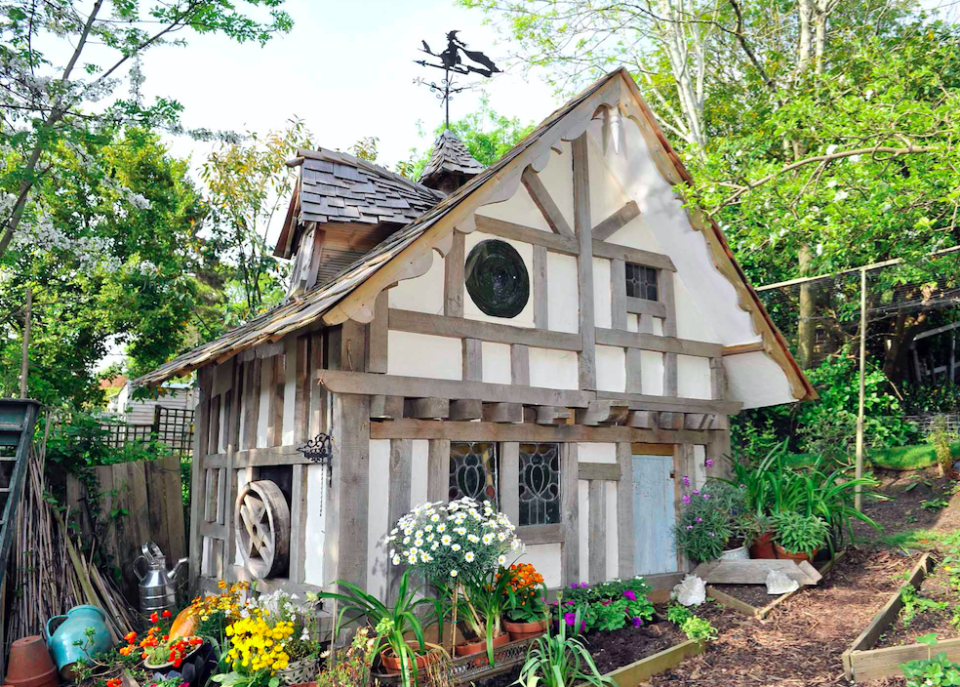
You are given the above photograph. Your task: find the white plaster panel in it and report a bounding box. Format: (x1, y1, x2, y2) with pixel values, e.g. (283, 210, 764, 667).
(652, 318, 663, 336)
(627, 314, 639, 333)
(529, 348, 579, 390)
(536, 143, 574, 228)
(693, 446, 707, 489)
(675, 278, 722, 344)
(547, 252, 579, 333)
(516, 543, 563, 589)
(388, 252, 444, 314)
(605, 482, 618, 581)
(367, 440, 390, 601)
(678, 355, 712, 400)
(387, 331, 462, 380)
(588, 134, 629, 222)
(640, 351, 664, 395)
(464, 231, 535, 328)
(606, 214, 663, 253)
(411, 440, 429, 508)
(257, 360, 271, 448)
(596, 345, 626, 393)
(578, 480, 589, 582)
(577, 443, 617, 464)
(476, 183, 552, 232)
(303, 464, 327, 585)
(593, 258, 612, 329)
(724, 351, 795, 409)
(482, 342, 512, 385)
(282, 350, 296, 445)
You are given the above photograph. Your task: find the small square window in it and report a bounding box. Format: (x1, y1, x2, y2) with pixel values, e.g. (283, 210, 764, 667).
(449, 442, 499, 506)
(519, 443, 561, 526)
(626, 263, 659, 301)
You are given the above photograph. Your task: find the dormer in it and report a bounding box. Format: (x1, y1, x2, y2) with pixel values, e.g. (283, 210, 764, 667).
(418, 129, 485, 194)
(275, 148, 445, 297)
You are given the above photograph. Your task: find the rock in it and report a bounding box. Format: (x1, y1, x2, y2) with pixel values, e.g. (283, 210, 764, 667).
(643, 623, 665, 638)
(672, 574, 706, 606)
(766, 569, 800, 595)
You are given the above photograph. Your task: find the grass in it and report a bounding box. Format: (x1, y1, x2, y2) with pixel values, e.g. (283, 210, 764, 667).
(869, 441, 960, 471)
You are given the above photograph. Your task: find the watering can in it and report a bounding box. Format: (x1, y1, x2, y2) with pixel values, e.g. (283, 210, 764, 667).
(133, 541, 188, 615)
(47, 605, 112, 679)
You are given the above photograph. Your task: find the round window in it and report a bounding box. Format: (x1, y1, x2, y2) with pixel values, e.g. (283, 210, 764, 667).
(464, 239, 530, 318)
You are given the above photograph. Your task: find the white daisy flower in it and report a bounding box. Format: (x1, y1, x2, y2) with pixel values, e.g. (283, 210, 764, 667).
(482, 534, 494, 545)
(414, 538, 424, 547)
(430, 513, 440, 522)
(442, 535, 452, 546)
(450, 570, 459, 578)
(498, 555, 506, 565)
(497, 532, 506, 542)
(437, 524, 446, 532)
(452, 544, 461, 552)
(468, 534, 480, 543)
(403, 536, 410, 545)
(431, 541, 440, 551)
(464, 551, 475, 562)
(392, 554, 401, 565)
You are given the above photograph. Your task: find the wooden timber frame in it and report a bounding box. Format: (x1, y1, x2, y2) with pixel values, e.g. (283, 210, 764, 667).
(183, 73, 761, 599)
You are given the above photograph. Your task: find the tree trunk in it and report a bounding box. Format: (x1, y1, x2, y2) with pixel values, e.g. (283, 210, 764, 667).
(797, 245, 816, 369)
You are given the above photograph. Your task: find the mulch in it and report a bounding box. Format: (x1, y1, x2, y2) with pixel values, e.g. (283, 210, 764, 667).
(645, 548, 922, 686)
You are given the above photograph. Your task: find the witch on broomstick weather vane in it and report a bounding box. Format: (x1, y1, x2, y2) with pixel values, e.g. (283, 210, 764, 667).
(415, 31, 501, 129)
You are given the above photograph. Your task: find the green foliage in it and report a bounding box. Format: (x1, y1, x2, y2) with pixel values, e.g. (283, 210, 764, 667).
(515, 610, 614, 687)
(560, 578, 655, 633)
(679, 617, 718, 643)
(666, 604, 693, 626)
(899, 585, 949, 627)
(927, 416, 959, 475)
(901, 646, 960, 687)
(769, 511, 828, 557)
(315, 628, 377, 687)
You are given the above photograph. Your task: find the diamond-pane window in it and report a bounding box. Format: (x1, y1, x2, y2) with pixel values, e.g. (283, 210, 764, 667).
(519, 443, 561, 526)
(449, 442, 498, 506)
(626, 263, 659, 301)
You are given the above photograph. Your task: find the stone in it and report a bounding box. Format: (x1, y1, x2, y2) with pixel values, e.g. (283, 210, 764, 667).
(766, 569, 800, 595)
(672, 574, 706, 606)
(643, 623, 665, 638)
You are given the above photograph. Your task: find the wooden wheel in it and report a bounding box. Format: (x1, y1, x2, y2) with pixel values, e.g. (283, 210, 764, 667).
(235, 480, 290, 579)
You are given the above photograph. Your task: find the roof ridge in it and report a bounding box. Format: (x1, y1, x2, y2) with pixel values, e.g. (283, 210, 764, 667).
(298, 147, 443, 200)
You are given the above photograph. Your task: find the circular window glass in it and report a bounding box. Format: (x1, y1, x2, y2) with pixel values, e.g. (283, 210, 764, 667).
(464, 239, 530, 318)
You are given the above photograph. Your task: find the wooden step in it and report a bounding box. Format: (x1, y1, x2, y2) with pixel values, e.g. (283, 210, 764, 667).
(0, 422, 23, 433)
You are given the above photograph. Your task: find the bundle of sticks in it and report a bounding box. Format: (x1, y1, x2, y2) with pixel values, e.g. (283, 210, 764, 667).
(5, 422, 136, 655)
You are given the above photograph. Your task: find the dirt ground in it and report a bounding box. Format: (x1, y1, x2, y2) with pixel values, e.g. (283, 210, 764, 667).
(643, 468, 960, 686)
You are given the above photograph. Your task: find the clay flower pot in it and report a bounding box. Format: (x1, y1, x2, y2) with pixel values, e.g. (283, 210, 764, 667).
(6, 636, 59, 687)
(455, 631, 510, 657)
(749, 532, 777, 559)
(379, 641, 443, 674)
(503, 619, 547, 642)
(774, 544, 819, 564)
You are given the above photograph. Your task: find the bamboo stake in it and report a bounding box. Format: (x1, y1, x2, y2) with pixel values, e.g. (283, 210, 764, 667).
(449, 585, 458, 659)
(855, 267, 866, 512)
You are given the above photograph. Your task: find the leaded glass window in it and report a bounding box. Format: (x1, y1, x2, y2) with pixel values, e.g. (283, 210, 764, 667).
(449, 442, 498, 506)
(626, 263, 659, 301)
(519, 443, 561, 526)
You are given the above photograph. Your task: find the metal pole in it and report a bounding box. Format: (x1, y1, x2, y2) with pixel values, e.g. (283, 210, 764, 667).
(19, 286, 32, 399)
(855, 267, 866, 511)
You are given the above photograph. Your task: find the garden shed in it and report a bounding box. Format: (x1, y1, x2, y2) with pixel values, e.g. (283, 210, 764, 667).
(134, 67, 815, 600)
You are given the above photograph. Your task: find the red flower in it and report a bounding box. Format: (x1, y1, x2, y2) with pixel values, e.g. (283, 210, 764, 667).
(162, 610, 172, 618)
(149, 612, 159, 624)
(124, 631, 137, 644)
(172, 659, 182, 668)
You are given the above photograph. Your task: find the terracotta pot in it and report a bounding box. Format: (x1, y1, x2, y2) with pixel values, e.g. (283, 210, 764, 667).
(503, 619, 547, 642)
(455, 631, 510, 657)
(379, 642, 442, 674)
(7, 636, 59, 687)
(168, 607, 199, 640)
(749, 532, 777, 559)
(774, 544, 819, 564)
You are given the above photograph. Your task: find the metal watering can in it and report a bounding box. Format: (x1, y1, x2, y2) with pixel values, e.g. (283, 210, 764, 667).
(133, 541, 188, 615)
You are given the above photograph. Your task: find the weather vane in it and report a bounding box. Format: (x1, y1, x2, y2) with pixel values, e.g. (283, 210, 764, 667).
(415, 31, 501, 129)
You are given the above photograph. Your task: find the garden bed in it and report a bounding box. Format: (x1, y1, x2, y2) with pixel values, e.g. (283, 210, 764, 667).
(707, 551, 846, 620)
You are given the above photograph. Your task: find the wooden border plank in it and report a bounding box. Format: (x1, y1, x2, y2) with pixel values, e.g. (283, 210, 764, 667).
(604, 638, 705, 687)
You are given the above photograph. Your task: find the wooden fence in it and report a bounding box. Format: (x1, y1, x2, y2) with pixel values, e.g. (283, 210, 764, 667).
(65, 454, 187, 602)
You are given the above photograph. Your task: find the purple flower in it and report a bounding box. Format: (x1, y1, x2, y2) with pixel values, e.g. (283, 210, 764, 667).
(702, 493, 711, 500)
(696, 517, 703, 523)
(706, 459, 714, 467)
(580, 582, 589, 588)
(682, 475, 691, 486)
(632, 616, 643, 628)
(580, 621, 586, 632)
(564, 612, 577, 626)
(570, 583, 578, 590)
(682, 494, 691, 505)
(565, 601, 576, 606)
(739, 484, 746, 488)
(601, 600, 612, 606)
(692, 490, 700, 496)
(686, 525, 694, 530)
(623, 589, 637, 601)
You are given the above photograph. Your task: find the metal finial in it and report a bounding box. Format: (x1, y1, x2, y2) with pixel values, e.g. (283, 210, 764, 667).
(414, 31, 501, 129)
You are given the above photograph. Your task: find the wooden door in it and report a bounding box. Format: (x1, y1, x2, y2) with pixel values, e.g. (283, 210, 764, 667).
(632, 454, 677, 575)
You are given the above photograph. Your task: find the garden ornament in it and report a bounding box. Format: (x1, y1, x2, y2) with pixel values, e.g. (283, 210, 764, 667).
(766, 570, 800, 595)
(672, 575, 706, 607)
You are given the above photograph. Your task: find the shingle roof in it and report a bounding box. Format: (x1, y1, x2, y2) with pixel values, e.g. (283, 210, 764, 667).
(298, 148, 443, 226)
(419, 130, 485, 187)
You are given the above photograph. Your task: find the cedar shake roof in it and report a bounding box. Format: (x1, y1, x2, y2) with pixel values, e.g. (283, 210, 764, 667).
(419, 130, 485, 188)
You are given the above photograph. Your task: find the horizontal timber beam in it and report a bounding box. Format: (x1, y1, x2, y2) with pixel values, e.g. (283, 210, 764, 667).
(473, 215, 674, 271)
(369, 419, 711, 443)
(389, 308, 582, 351)
(517, 523, 565, 545)
(318, 369, 595, 407)
(598, 391, 742, 416)
(579, 463, 621, 481)
(626, 297, 667, 319)
(595, 328, 724, 357)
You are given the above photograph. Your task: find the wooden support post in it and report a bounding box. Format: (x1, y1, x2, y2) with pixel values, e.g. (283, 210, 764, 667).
(709, 357, 725, 400)
(616, 443, 635, 578)
(500, 442, 520, 525)
(444, 231, 466, 318)
(533, 245, 548, 329)
(189, 367, 213, 591)
(463, 338, 482, 382)
(427, 439, 451, 503)
(572, 134, 596, 391)
(611, 259, 627, 331)
(561, 443, 580, 586)
(387, 439, 413, 603)
(588, 480, 606, 584)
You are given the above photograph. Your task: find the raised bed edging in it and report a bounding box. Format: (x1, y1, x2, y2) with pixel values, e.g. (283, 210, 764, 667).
(842, 553, 937, 682)
(600, 638, 705, 687)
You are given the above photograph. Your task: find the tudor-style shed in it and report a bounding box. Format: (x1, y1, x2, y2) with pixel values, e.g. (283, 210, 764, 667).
(135, 68, 815, 599)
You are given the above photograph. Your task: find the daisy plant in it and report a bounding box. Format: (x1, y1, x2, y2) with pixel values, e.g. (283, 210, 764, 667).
(388, 497, 523, 666)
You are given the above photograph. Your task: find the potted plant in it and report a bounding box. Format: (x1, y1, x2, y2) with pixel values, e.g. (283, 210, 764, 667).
(130, 610, 205, 670)
(673, 482, 750, 562)
(770, 511, 828, 563)
(502, 563, 549, 641)
(212, 610, 295, 687)
(249, 590, 323, 686)
(312, 627, 379, 687)
(315, 569, 443, 687)
(387, 497, 523, 666)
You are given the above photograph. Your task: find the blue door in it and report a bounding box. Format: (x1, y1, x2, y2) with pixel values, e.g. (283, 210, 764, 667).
(632, 454, 677, 575)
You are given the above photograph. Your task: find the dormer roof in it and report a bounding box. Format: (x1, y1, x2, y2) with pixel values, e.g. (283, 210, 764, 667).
(419, 129, 485, 190)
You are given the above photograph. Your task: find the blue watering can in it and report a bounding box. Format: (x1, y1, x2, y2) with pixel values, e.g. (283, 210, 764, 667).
(46, 605, 113, 679)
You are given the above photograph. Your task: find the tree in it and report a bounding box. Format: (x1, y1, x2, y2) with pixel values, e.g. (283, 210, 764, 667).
(200, 119, 313, 325)
(0, 0, 293, 261)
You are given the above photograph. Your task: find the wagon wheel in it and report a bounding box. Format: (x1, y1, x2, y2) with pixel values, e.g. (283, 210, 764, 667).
(235, 480, 290, 579)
